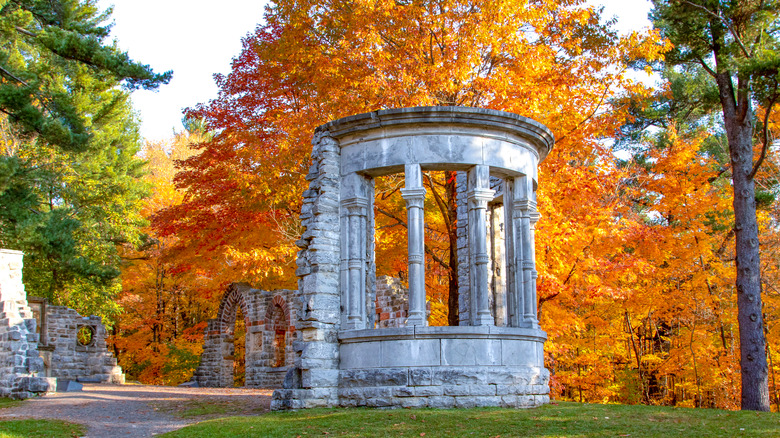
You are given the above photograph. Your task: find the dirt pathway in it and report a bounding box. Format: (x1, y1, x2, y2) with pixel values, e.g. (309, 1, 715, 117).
(0, 384, 272, 437)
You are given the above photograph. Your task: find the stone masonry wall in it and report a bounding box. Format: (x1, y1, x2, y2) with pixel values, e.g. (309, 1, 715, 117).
(41, 306, 124, 384)
(0, 250, 49, 399)
(374, 276, 408, 328)
(193, 283, 297, 388)
(272, 130, 342, 409)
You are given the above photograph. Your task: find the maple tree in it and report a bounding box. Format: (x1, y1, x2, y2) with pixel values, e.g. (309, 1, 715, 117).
(114, 125, 216, 385)
(161, 0, 664, 315)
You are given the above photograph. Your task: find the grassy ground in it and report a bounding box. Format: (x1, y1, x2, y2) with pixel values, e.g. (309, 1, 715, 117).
(151, 397, 268, 419)
(0, 399, 20, 409)
(0, 419, 85, 438)
(161, 401, 780, 438)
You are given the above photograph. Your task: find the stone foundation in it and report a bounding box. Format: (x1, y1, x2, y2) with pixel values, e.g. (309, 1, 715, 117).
(336, 326, 549, 408)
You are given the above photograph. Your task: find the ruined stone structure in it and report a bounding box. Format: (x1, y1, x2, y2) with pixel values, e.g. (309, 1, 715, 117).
(374, 276, 409, 329)
(193, 284, 297, 388)
(272, 106, 554, 410)
(30, 299, 124, 384)
(0, 250, 49, 398)
(0, 249, 125, 399)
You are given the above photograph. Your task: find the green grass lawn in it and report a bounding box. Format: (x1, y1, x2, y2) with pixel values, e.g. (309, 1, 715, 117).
(161, 402, 780, 438)
(0, 399, 20, 410)
(0, 419, 85, 438)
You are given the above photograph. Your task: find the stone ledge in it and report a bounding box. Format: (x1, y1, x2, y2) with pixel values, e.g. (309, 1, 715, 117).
(338, 325, 547, 343)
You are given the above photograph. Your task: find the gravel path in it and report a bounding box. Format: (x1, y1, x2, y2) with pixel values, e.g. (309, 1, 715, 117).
(0, 384, 272, 437)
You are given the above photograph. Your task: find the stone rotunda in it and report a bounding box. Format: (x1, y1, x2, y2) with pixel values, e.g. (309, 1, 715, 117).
(272, 106, 553, 409)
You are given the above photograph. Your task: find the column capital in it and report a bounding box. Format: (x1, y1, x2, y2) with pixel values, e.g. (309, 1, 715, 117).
(343, 197, 369, 215)
(401, 187, 426, 199)
(513, 199, 537, 212)
(401, 187, 427, 209)
(467, 188, 494, 204)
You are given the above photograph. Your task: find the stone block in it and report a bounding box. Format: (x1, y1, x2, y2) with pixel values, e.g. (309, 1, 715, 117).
(56, 380, 83, 392)
(442, 385, 470, 396)
(340, 342, 381, 369)
(441, 339, 501, 366)
(409, 367, 432, 386)
(454, 396, 502, 408)
(300, 342, 338, 361)
(338, 388, 366, 401)
(27, 377, 49, 393)
(469, 384, 497, 396)
(392, 386, 414, 397)
(427, 396, 456, 409)
(366, 397, 395, 407)
(399, 397, 427, 408)
(432, 367, 486, 386)
(414, 386, 442, 397)
(381, 339, 440, 367)
(301, 369, 339, 388)
(340, 368, 407, 388)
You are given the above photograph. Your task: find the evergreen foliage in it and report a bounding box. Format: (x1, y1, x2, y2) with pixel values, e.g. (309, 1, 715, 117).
(0, 0, 170, 320)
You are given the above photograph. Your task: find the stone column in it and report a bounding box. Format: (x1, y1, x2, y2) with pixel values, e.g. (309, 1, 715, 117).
(504, 178, 520, 327)
(467, 165, 494, 326)
(515, 175, 539, 328)
(401, 164, 427, 327)
(343, 198, 369, 330)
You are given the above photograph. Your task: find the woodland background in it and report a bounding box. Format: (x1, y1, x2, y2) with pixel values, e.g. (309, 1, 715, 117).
(2, 0, 780, 410)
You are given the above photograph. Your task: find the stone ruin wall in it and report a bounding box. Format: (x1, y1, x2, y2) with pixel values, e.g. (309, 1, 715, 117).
(0, 249, 125, 399)
(0, 250, 48, 398)
(374, 277, 408, 329)
(37, 305, 124, 384)
(193, 284, 298, 388)
(193, 278, 409, 388)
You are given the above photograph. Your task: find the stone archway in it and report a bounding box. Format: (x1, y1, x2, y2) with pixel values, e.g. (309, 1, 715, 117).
(265, 295, 290, 368)
(215, 283, 250, 387)
(193, 285, 297, 388)
(193, 283, 252, 388)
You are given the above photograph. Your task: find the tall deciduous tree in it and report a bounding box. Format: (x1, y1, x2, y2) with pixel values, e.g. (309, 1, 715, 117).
(164, 0, 664, 324)
(651, 0, 780, 411)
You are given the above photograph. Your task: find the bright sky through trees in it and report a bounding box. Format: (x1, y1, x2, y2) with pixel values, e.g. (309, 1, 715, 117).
(99, 0, 652, 142)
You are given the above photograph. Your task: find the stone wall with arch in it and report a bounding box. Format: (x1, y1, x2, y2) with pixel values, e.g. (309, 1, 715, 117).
(193, 283, 297, 388)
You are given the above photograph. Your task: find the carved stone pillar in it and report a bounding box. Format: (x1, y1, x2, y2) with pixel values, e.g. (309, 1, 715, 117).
(515, 175, 539, 329)
(503, 178, 520, 327)
(401, 164, 427, 326)
(343, 198, 368, 330)
(468, 165, 494, 326)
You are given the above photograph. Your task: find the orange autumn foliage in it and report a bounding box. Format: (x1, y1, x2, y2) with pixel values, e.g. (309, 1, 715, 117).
(115, 0, 780, 408)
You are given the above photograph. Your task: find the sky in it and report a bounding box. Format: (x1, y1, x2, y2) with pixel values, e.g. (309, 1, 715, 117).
(98, 0, 654, 143)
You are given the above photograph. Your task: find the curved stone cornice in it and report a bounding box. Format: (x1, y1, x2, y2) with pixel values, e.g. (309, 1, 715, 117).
(317, 106, 554, 158)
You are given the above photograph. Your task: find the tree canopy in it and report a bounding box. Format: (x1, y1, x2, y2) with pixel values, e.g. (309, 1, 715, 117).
(0, 0, 170, 318)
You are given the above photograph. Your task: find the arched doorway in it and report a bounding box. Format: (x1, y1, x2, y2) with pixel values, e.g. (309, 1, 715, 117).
(215, 284, 250, 388)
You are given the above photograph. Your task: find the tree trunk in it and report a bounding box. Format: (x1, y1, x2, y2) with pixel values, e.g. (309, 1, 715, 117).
(445, 171, 459, 326)
(716, 72, 770, 411)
